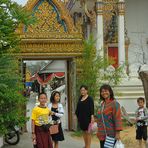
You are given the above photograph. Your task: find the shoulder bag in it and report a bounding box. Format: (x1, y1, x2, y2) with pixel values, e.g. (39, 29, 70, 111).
(101, 103, 115, 148)
(49, 124, 59, 135)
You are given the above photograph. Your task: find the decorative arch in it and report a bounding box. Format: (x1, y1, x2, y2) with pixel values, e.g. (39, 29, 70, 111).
(24, 0, 67, 33)
(19, 0, 77, 34)
(16, 0, 83, 58)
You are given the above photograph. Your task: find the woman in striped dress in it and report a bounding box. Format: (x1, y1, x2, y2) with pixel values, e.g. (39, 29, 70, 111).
(97, 84, 123, 148)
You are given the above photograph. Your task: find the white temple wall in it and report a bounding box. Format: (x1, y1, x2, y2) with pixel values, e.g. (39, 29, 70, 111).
(125, 0, 148, 71)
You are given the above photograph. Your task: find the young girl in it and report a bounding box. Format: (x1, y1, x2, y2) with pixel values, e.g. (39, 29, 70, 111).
(48, 91, 64, 148)
(31, 92, 53, 148)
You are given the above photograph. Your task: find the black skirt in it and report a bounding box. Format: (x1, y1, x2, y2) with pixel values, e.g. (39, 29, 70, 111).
(51, 107, 64, 141)
(51, 123, 64, 141)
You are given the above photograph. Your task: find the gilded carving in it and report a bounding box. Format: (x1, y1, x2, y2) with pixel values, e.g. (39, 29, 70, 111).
(102, 0, 119, 43)
(26, 1, 65, 33)
(103, 0, 117, 21)
(118, 1, 125, 15)
(19, 32, 83, 39)
(19, 43, 83, 54)
(16, 0, 83, 58)
(80, 0, 96, 26)
(20, 0, 80, 34)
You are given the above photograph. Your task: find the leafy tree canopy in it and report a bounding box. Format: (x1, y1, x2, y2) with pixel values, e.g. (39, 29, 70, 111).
(0, 0, 34, 135)
(0, 0, 35, 52)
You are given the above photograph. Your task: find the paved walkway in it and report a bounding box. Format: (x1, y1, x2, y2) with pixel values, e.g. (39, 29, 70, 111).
(3, 132, 100, 148)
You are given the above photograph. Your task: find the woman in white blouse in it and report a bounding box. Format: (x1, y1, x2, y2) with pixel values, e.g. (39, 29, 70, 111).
(48, 91, 64, 148)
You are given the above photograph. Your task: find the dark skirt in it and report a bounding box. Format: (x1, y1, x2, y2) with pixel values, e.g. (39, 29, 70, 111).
(51, 123, 64, 142)
(35, 125, 53, 148)
(79, 121, 89, 131)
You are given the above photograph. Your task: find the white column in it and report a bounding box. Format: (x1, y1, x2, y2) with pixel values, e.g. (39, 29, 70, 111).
(96, 0, 104, 57)
(118, 0, 125, 65)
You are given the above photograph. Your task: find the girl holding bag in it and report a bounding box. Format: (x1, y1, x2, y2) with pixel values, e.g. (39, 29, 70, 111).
(97, 84, 123, 148)
(48, 91, 64, 148)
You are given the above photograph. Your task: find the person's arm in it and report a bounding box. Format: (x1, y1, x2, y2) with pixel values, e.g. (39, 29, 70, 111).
(54, 104, 64, 118)
(89, 97, 94, 123)
(31, 108, 36, 141)
(139, 116, 148, 120)
(113, 101, 122, 140)
(31, 120, 36, 141)
(75, 100, 79, 118)
(139, 108, 148, 121)
(48, 103, 54, 116)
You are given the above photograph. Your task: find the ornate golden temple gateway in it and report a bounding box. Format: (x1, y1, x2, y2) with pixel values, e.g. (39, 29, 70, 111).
(16, 0, 84, 130)
(16, 0, 83, 59)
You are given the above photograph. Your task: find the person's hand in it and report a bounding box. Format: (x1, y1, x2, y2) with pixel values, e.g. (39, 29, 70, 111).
(115, 132, 120, 140)
(32, 133, 36, 141)
(136, 117, 141, 121)
(74, 114, 77, 120)
(51, 111, 55, 115)
(91, 115, 95, 124)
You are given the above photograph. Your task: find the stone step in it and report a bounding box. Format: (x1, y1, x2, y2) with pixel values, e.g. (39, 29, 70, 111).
(116, 95, 145, 100)
(114, 90, 144, 96)
(113, 86, 144, 91)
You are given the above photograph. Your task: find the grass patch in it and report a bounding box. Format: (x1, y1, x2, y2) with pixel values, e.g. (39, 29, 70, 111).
(71, 130, 83, 137)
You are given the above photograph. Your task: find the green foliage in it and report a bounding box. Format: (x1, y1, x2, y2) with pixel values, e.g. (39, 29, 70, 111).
(0, 0, 35, 135)
(0, 55, 27, 135)
(71, 130, 83, 137)
(77, 36, 123, 108)
(0, 0, 36, 53)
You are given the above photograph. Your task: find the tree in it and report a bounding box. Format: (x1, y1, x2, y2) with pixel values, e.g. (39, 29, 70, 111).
(0, 0, 35, 53)
(0, 0, 34, 135)
(139, 70, 148, 108)
(0, 55, 27, 134)
(76, 36, 123, 111)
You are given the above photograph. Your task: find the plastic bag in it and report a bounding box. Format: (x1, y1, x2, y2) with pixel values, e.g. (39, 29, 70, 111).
(114, 140, 124, 148)
(88, 122, 98, 133)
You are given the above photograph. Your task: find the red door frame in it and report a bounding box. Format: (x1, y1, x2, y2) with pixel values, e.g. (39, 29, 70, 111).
(108, 47, 118, 68)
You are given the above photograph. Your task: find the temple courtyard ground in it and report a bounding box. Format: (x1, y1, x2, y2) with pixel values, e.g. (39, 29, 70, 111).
(3, 131, 99, 148)
(3, 126, 145, 148)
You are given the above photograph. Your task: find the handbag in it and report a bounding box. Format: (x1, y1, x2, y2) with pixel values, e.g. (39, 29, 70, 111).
(49, 124, 59, 135)
(114, 140, 124, 148)
(101, 103, 115, 148)
(104, 136, 116, 148)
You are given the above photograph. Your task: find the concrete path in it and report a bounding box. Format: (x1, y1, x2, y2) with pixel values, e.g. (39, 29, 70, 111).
(3, 132, 100, 148)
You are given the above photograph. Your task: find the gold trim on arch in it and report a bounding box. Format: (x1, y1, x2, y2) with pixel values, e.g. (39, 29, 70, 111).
(16, 0, 83, 57)
(18, 0, 79, 34)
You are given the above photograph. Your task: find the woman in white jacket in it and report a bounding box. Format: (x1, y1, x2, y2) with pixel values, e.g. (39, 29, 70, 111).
(48, 91, 64, 148)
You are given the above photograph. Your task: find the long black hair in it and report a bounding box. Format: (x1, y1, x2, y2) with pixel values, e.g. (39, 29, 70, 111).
(100, 84, 115, 100)
(50, 91, 61, 103)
